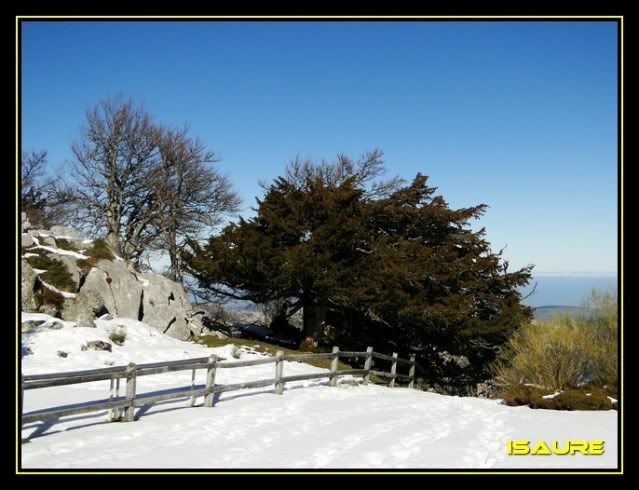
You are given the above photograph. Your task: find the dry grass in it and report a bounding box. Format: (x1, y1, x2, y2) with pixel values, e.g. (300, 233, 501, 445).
(492, 289, 617, 393)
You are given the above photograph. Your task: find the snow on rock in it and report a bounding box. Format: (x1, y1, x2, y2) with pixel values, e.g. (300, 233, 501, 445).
(20, 314, 618, 469)
(40, 280, 77, 299)
(33, 244, 89, 260)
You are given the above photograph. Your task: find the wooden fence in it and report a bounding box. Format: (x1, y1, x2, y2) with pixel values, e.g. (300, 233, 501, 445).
(20, 347, 418, 429)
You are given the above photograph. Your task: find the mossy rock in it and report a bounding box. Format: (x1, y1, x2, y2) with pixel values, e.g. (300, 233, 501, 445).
(55, 238, 80, 252)
(35, 286, 65, 312)
(25, 253, 76, 292)
(77, 239, 116, 273)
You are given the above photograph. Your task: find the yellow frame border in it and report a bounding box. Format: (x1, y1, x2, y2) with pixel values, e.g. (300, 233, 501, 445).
(15, 14, 624, 476)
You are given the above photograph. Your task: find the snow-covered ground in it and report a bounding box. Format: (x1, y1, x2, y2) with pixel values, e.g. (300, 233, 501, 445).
(20, 314, 618, 469)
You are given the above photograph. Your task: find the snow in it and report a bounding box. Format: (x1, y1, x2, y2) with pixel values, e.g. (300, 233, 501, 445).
(542, 392, 561, 399)
(39, 281, 77, 299)
(20, 314, 618, 469)
(33, 245, 88, 260)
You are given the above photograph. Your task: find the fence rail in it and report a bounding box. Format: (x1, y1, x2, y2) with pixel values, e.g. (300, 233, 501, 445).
(20, 346, 418, 431)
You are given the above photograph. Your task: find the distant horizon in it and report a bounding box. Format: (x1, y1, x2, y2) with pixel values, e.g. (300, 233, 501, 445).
(519, 274, 617, 307)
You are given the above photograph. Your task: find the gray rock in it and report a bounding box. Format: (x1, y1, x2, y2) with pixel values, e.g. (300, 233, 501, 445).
(49, 226, 84, 240)
(21, 260, 38, 312)
(140, 272, 193, 340)
(40, 235, 57, 248)
(22, 212, 31, 232)
(47, 320, 65, 330)
(75, 312, 96, 328)
(21, 233, 35, 248)
(54, 254, 80, 288)
(98, 313, 114, 321)
(21, 319, 46, 332)
(61, 290, 103, 328)
(80, 260, 142, 319)
(476, 381, 497, 399)
(189, 311, 206, 336)
(57, 350, 69, 358)
(86, 340, 112, 352)
(38, 303, 59, 317)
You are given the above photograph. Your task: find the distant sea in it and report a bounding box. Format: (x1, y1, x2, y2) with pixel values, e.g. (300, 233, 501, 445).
(518, 274, 618, 308)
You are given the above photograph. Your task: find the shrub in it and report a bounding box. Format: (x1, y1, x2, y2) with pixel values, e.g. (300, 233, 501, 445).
(491, 289, 617, 392)
(491, 320, 599, 391)
(582, 289, 618, 386)
(26, 253, 76, 292)
(108, 326, 127, 346)
(530, 388, 613, 411)
(78, 239, 116, 272)
(501, 385, 552, 407)
(55, 238, 79, 252)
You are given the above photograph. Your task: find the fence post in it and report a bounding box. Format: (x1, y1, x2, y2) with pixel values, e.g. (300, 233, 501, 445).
(204, 354, 218, 408)
(274, 351, 284, 395)
(189, 368, 197, 407)
(20, 373, 28, 443)
(329, 346, 340, 387)
(409, 355, 416, 389)
(124, 362, 137, 422)
(390, 353, 398, 388)
(363, 347, 373, 385)
(108, 377, 122, 421)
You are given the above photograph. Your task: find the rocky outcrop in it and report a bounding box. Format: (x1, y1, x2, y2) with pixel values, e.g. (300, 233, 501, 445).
(140, 272, 193, 339)
(49, 225, 83, 240)
(21, 233, 35, 248)
(81, 260, 142, 319)
(21, 260, 38, 312)
(20, 221, 206, 341)
(61, 290, 104, 328)
(21, 212, 31, 232)
(54, 254, 81, 287)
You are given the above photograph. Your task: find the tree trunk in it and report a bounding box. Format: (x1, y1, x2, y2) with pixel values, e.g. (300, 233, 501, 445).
(167, 227, 181, 283)
(106, 225, 120, 255)
(302, 301, 330, 344)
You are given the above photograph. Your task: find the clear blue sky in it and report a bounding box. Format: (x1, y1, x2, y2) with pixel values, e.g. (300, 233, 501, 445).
(21, 20, 618, 274)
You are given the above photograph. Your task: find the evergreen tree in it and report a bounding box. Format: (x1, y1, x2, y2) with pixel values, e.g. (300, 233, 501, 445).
(183, 153, 533, 385)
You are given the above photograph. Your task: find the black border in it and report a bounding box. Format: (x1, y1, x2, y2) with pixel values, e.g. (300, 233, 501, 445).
(15, 14, 624, 476)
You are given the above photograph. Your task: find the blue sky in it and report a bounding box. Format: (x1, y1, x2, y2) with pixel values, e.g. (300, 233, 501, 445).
(21, 20, 618, 274)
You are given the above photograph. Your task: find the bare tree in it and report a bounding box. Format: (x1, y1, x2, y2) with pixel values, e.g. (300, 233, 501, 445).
(280, 148, 405, 197)
(21, 150, 73, 228)
(65, 97, 160, 264)
(21, 150, 48, 221)
(153, 125, 241, 282)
